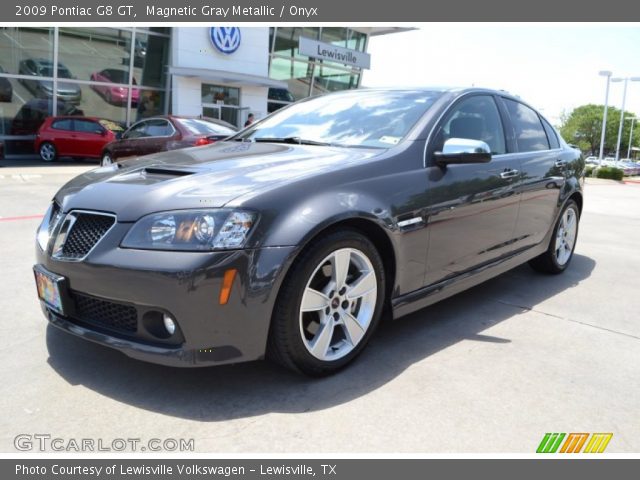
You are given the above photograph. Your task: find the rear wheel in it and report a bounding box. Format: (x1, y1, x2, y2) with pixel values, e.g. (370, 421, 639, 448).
(38, 142, 57, 162)
(267, 229, 385, 376)
(101, 152, 113, 167)
(529, 200, 580, 274)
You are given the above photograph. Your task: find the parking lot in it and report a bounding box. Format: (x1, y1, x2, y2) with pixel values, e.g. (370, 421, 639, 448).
(1, 159, 639, 453)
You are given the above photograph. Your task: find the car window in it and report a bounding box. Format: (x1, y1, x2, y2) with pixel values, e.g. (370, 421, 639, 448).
(123, 121, 149, 139)
(435, 95, 506, 155)
(175, 118, 236, 136)
(145, 119, 174, 137)
(74, 119, 103, 135)
(503, 99, 550, 152)
(51, 119, 73, 131)
(541, 117, 560, 149)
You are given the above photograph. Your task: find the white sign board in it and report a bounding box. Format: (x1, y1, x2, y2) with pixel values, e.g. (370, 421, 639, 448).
(298, 37, 371, 70)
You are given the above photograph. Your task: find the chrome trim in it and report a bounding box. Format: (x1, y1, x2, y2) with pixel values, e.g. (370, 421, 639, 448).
(397, 217, 423, 228)
(51, 210, 117, 262)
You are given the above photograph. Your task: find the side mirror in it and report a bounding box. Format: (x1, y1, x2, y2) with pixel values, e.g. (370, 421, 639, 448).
(434, 138, 492, 165)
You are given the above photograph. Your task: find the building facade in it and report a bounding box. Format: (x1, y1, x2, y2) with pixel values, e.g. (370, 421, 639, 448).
(0, 26, 401, 154)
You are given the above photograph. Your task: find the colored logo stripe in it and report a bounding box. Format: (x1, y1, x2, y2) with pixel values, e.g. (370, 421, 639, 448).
(560, 433, 589, 453)
(583, 433, 613, 453)
(537, 433, 566, 453)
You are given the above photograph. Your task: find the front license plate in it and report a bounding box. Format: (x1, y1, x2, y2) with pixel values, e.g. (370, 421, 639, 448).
(34, 267, 65, 315)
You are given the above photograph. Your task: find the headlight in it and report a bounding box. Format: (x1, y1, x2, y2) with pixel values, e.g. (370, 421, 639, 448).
(121, 209, 257, 251)
(36, 202, 62, 251)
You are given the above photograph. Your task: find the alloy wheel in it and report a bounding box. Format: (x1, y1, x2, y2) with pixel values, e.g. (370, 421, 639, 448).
(39, 143, 56, 162)
(299, 247, 378, 361)
(554, 206, 578, 266)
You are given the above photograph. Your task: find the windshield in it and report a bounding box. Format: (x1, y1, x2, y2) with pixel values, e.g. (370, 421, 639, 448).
(236, 90, 442, 148)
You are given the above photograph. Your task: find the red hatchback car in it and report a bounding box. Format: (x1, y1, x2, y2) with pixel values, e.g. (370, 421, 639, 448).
(100, 116, 237, 166)
(35, 117, 124, 162)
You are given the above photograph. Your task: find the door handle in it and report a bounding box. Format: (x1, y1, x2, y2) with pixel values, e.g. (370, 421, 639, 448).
(500, 169, 519, 179)
(555, 160, 567, 168)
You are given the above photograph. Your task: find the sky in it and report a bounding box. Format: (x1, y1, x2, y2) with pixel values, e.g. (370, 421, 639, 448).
(363, 24, 640, 126)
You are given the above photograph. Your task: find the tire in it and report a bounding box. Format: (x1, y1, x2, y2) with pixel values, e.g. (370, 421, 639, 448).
(267, 229, 385, 376)
(101, 152, 113, 167)
(529, 199, 580, 274)
(38, 142, 57, 162)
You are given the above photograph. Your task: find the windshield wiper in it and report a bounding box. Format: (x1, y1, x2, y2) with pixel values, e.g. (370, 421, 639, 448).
(252, 137, 332, 146)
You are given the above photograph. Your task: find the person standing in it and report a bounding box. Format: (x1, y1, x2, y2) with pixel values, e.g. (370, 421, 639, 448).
(244, 113, 254, 127)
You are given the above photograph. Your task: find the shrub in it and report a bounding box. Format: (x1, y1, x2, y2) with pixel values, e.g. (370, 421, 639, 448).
(595, 166, 624, 180)
(584, 165, 595, 177)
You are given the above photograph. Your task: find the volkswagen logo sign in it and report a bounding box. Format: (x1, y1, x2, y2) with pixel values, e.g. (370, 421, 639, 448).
(210, 27, 241, 55)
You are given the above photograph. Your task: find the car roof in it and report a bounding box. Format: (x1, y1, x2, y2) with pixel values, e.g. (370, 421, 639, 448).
(47, 116, 108, 122)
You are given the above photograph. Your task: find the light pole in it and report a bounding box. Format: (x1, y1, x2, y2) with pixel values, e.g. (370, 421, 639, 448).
(627, 117, 637, 160)
(612, 76, 640, 163)
(598, 70, 612, 160)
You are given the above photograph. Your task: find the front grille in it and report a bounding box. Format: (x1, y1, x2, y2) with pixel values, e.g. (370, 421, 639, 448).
(72, 291, 137, 333)
(61, 213, 115, 259)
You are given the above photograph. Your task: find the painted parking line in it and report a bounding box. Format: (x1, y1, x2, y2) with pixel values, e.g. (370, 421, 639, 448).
(0, 214, 43, 222)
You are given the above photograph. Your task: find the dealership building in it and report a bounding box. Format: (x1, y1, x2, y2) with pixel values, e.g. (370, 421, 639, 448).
(0, 27, 403, 153)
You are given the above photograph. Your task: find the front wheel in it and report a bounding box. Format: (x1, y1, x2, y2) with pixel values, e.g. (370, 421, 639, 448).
(267, 229, 385, 376)
(529, 199, 580, 274)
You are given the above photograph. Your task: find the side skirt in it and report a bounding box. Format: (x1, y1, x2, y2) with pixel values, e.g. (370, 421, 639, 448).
(391, 242, 547, 319)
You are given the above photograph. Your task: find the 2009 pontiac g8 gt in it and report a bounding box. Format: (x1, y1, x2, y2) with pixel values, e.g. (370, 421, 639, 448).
(34, 88, 584, 376)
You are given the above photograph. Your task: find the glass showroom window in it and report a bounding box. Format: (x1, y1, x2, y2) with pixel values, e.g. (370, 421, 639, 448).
(58, 28, 133, 126)
(269, 58, 314, 101)
(0, 27, 169, 153)
(311, 64, 360, 97)
(0, 27, 55, 139)
(201, 84, 240, 127)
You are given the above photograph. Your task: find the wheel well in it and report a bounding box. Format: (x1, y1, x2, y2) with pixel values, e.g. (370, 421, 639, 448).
(307, 218, 396, 305)
(569, 191, 583, 215)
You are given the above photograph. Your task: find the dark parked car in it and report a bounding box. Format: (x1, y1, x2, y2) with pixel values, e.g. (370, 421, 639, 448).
(18, 59, 81, 104)
(100, 116, 237, 166)
(34, 88, 584, 376)
(35, 117, 124, 162)
(0, 65, 12, 102)
(90, 69, 140, 106)
(10, 99, 83, 135)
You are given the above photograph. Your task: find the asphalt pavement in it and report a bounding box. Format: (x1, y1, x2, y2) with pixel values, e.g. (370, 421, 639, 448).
(1, 163, 638, 453)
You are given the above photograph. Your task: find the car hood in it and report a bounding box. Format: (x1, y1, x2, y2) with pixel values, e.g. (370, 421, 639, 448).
(55, 141, 382, 222)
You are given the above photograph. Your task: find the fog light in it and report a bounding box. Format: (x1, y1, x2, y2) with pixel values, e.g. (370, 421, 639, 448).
(163, 314, 176, 335)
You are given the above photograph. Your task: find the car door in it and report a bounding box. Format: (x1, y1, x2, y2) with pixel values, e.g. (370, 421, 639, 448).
(423, 94, 522, 286)
(48, 118, 75, 156)
(72, 119, 107, 158)
(111, 120, 149, 159)
(501, 98, 565, 249)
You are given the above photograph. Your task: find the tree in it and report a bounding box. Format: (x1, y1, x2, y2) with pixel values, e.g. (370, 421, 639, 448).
(559, 104, 639, 157)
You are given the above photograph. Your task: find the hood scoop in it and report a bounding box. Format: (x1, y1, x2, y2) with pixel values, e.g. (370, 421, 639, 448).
(107, 166, 197, 186)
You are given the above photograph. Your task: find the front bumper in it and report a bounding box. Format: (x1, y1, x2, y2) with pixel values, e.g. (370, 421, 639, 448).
(35, 235, 296, 367)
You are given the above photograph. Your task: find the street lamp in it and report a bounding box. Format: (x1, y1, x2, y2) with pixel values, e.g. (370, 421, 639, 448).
(627, 117, 637, 160)
(611, 76, 640, 163)
(598, 70, 612, 160)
